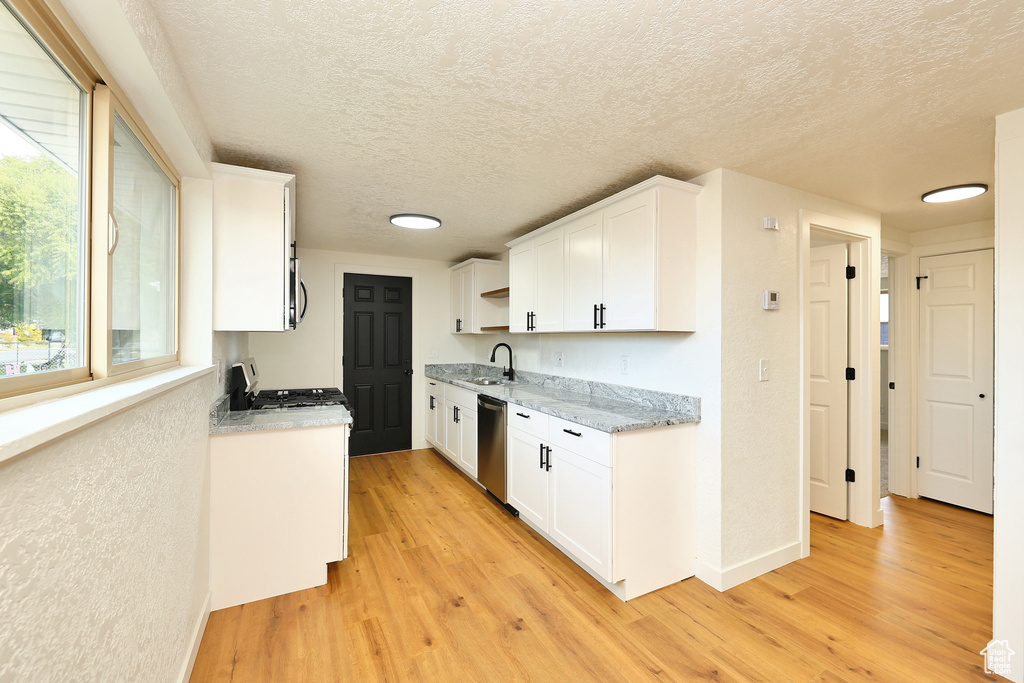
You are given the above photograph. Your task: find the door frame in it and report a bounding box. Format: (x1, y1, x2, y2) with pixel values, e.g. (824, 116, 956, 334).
(883, 233, 995, 500)
(800, 211, 882, 558)
(334, 263, 424, 449)
(884, 249, 913, 498)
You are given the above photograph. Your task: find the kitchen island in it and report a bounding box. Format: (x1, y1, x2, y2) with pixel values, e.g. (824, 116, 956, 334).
(208, 396, 352, 610)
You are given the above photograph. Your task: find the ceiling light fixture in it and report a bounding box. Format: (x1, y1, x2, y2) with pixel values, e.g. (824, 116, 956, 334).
(921, 183, 988, 203)
(390, 213, 441, 229)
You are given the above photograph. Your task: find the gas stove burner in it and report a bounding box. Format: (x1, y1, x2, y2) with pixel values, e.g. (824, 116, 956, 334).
(249, 386, 350, 411)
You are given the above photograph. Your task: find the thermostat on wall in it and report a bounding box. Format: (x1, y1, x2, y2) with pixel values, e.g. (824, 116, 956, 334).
(763, 290, 780, 310)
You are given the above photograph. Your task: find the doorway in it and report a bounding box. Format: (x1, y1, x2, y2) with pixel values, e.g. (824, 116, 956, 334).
(801, 211, 881, 556)
(343, 273, 413, 456)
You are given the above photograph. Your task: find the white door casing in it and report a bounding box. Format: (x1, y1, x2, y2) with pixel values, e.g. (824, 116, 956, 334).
(809, 243, 849, 520)
(917, 249, 994, 514)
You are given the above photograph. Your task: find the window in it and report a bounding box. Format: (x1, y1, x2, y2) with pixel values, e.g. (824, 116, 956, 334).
(110, 114, 176, 365)
(0, 0, 88, 395)
(0, 0, 179, 399)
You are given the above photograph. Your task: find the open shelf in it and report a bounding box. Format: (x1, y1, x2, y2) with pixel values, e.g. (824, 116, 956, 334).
(480, 325, 510, 332)
(480, 287, 510, 299)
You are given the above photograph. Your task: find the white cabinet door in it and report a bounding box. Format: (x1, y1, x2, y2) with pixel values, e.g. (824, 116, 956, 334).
(602, 191, 657, 331)
(507, 428, 549, 528)
(548, 446, 612, 581)
(533, 229, 564, 332)
(426, 383, 441, 446)
(459, 408, 478, 479)
(509, 243, 535, 333)
(450, 268, 466, 334)
(443, 401, 460, 463)
(564, 213, 604, 331)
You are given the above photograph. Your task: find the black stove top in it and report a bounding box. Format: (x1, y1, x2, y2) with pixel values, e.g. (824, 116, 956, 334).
(250, 387, 350, 410)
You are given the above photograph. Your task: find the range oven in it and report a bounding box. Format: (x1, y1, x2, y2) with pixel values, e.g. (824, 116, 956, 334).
(229, 358, 350, 414)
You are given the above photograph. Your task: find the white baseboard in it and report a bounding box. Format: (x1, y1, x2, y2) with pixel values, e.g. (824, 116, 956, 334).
(695, 541, 802, 592)
(178, 590, 211, 683)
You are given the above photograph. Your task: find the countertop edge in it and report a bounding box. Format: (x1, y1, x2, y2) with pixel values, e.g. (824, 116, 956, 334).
(426, 373, 700, 433)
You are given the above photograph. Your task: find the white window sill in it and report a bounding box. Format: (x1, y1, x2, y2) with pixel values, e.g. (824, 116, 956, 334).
(0, 365, 214, 465)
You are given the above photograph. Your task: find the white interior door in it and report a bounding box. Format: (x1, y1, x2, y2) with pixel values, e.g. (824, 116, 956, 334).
(809, 243, 849, 520)
(918, 249, 994, 513)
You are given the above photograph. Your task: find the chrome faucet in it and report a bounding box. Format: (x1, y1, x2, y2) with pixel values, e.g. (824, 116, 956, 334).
(489, 343, 514, 382)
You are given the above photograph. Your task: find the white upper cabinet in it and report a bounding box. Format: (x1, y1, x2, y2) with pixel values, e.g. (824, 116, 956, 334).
(508, 176, 700, 333)
(212, 163, 298, 332)
(564, 212, 604, 331)
(450, 258, 505, 334)
(602, 191, 657, 330)
(509, 227, 564, 333)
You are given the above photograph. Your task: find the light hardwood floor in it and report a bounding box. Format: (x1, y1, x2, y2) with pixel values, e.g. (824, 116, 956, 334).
(190, 448, 996, 682)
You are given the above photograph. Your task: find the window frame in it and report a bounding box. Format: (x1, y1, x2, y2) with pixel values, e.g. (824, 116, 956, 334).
(91, 85, 181, 380)
(0, 0, 181, 400)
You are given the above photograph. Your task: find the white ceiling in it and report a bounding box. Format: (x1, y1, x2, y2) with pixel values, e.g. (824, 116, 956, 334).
(149, 0, 1024, 262)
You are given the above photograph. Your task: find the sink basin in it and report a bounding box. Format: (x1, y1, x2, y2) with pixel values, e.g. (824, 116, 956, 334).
(465, 377, 508, 386)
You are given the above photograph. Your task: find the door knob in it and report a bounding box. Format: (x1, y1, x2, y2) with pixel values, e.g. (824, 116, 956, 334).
(404, 369, 414, 375)
(979, 393, 985, 398)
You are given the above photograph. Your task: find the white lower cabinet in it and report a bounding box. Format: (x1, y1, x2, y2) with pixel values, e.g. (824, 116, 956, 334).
(508, 410, 695, 601)
(508, 418, 612, 582)
(507, 427, 549, 528)
(425, 381, 478, 480)
(425, 381, 443, 447)
(209, 424, 349, 610)
(548, 447, 612, 581)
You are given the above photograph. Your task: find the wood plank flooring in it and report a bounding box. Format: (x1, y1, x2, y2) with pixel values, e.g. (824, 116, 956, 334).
(190, 448, 996, 682)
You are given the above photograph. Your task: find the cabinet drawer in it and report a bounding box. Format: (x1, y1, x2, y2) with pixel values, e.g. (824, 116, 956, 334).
(548, 417, 611, 466)
(444, 383, 477, 410)
(508, 403, 549, 439)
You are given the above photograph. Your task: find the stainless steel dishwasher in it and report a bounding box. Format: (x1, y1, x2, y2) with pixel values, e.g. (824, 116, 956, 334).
(477, 394, 516, 514)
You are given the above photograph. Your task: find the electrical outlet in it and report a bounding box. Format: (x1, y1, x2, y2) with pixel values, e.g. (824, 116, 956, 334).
(759, 359, 770, 382)
(428, 347, 439, 359)
(554, 351, 563, 367)
(620, 355, 629, 374)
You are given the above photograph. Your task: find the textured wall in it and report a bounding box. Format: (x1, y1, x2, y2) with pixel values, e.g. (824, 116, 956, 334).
(717, 169, 879, 567)
(0, 377, 211, 682)
(117, 0, 213, 165)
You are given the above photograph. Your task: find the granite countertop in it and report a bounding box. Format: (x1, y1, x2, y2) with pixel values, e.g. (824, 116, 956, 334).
(209, 395, 353, 434)
(425, 365, 699, 433)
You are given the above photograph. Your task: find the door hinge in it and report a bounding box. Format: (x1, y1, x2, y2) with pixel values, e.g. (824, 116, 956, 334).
(916, 456, 920, 468)
(846, 265, 856, 279)
(846, 367, 856, 381)
(889, 381, 895, 389)
(845, 468, 856, 483)
(916, 275, 928, 289)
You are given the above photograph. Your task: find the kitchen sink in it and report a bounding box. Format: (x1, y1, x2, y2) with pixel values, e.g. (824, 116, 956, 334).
(465, 377, 508, 386)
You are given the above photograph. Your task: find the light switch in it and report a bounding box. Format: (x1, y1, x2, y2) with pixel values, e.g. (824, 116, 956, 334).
(759, 359, 770, 382)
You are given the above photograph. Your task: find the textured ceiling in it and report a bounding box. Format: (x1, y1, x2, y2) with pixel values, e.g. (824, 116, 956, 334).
(148, 0, 1024, 261)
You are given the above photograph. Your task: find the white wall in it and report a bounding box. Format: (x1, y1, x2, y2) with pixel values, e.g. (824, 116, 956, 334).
(0, 376, 212, 682)
(994, 107, 1024, 683)
(250, 248, 475, 448)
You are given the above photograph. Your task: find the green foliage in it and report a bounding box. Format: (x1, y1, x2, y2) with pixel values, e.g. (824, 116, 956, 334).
(14, 322, 42, 343)
(0, 154, 79, 330)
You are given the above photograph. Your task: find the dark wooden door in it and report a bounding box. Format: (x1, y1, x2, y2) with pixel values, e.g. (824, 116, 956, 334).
(343, 273, 413, 456)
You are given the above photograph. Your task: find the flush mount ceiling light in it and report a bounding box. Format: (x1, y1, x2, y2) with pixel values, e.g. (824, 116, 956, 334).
(921, 183, 988, 203)
(390, 213, 441, 229)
